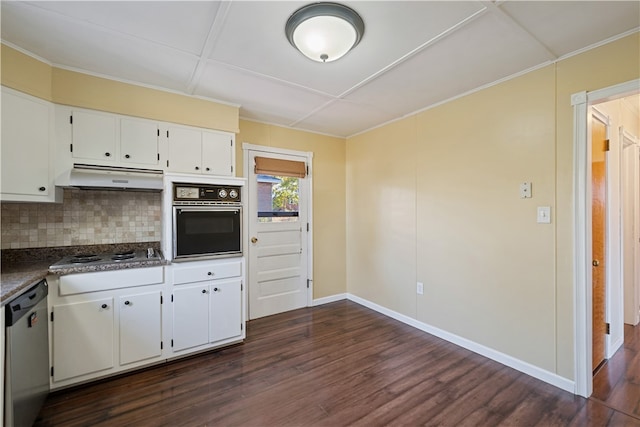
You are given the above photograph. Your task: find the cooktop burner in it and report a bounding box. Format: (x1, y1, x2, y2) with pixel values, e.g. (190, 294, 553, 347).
(50, 248, 161, 270)
(71, 254, 102, 263)
(112, 252, 136, 261)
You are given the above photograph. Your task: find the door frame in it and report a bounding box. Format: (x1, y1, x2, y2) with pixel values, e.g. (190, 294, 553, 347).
(242, 143, 314, 314)
(620, 127, 640, 326)
(572, 78, 640, 397)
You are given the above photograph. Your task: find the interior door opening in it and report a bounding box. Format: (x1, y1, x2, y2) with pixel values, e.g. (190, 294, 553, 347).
(573, 80, 640, 398)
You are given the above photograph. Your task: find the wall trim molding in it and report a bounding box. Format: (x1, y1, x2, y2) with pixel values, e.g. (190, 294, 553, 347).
(312, 293, 347, 306)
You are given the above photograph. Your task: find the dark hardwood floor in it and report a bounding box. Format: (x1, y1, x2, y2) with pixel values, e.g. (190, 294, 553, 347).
(592, 323, 640, 420)
(34, 300, 640, 426)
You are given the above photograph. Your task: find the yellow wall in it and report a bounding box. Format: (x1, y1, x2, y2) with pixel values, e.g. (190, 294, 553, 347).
(347, 117, 417, 315)
(346, 32, 640, 380)
(1, 45, 52, 101)
(237, 120, 347, 299)
(1, 44, 239, 132)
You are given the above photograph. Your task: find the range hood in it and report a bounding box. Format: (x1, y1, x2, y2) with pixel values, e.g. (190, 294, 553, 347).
(66, 164, 163, 191)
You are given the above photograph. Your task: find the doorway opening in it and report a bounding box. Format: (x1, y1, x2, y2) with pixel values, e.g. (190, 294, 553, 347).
(573, 79, 640, 397)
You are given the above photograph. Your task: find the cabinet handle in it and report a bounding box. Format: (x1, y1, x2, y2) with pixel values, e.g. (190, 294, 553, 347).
(105, 152, 111, 157)
(213, 287, 219, 292)
(206, 167, 210, 171)
(125, 154, 130, 159)
(39, 186, 46, 192)
(207, 271, 213, 276)
(195, 166, 200, 171)
(101, 304, 108, 309)
(124, 301, 131, 305)
(201, 289, 207, 294)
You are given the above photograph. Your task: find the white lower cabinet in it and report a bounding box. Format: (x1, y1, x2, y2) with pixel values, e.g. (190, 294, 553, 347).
(47, 262, 244, 389)
(170, 259, 245, 355)
(172, 285, 210, 352)
(119, 291, 163, 365)
(210, 279, 242, 343)
(48, 267, 164, 389)
(52, 297, 115, 382)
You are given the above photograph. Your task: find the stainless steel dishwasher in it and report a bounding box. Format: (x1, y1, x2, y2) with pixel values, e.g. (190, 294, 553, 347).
(5, 279, 50, 427)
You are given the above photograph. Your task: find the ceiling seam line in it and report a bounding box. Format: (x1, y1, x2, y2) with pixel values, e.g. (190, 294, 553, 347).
(480, 0, 559, 61)
(186, 1, 234, 94)
(334, 6, 489, 100)
(290, 7, 490, 128)
(202, 58, 342, 99)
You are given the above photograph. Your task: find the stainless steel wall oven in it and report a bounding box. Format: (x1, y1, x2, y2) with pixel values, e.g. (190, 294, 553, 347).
(173, 184, 242, 261)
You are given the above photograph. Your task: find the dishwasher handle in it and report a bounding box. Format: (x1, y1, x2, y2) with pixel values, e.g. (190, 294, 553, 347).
(5, 279, 48, 326)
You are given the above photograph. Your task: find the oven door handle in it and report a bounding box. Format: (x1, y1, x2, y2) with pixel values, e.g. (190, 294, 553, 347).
(175, 206, 241, 212)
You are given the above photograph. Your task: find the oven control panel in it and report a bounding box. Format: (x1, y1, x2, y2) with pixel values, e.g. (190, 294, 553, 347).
(174, 184, 241, 203)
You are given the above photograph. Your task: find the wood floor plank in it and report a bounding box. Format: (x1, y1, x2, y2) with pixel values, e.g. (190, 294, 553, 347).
(593, 323, 640, 419)
(34, 301, 640, 426)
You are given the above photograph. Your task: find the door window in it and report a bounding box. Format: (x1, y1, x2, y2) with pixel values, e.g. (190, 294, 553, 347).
(257, 174, 299, 223)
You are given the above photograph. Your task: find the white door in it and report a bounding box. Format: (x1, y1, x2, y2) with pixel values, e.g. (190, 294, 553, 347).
(172, 285, 209, 352)
(209, 278, 242, 342)
(247, 149, 310, 319)
(72, 109, 117, 161)
(202, 130, 234, 176)
(1, 89, 51, 196)
(119, 291, 162, 365)
(120, 118, 159, 166)
(53, 298, 114, 382)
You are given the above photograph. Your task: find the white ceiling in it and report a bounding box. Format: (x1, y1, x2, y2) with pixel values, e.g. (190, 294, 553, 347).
(2, 1, 639, 138)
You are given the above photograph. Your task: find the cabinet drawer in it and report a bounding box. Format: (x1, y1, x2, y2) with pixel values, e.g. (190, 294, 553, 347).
(172, 261, 241, 285)
(59, 267, 164, 296)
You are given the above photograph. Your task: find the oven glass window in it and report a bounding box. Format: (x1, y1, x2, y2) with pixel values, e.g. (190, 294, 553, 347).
(257, 175, 299, 223)
(175, 209, 241, 257)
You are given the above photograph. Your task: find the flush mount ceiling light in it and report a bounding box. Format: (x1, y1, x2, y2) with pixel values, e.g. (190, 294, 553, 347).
(285, 2, 364, 63)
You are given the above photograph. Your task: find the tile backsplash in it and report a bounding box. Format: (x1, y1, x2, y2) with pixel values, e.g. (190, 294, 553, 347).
(1, 188, 162, 249)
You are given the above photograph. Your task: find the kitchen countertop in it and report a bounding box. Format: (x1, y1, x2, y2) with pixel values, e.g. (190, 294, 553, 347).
(1, 242, 166, 306)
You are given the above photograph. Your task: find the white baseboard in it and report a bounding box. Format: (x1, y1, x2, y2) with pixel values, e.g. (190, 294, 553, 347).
(607, 335, 625, 359)
(346, 293, 576, 394)
(312, 293, 347, 306)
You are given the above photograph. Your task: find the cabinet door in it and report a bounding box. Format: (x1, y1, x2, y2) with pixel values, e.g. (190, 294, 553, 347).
(202, 131, 233, 176)
(119, 291, 162, 365)
(1, 89, 51, 197)
(53, 298, 114, 382)
(172, 285, 209, 352)
(120, 118, 159, 166)
(72, 110, 117, 162)
(166, 126, 202, 173)
(210, 279, 242, 343)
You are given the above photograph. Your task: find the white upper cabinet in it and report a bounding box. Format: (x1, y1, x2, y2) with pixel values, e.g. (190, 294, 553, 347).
(1, 87, 60, 202)
(166, 126, 202, 173)
(120, 118, 160, 166)
(71, 109, 117, 162)
(69, 108, 160, 169)
(166, 125, 234, 176)
(60, 106, 234, 176)
(202, 130, 234, 176)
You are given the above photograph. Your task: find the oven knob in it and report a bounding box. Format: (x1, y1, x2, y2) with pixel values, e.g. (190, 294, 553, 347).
(229, 189, 238, 199)
(218, 189, 228, 198)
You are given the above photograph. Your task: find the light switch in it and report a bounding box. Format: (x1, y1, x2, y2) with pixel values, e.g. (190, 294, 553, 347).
(520, 182, 532, 198)
(537, 206, 551, 224)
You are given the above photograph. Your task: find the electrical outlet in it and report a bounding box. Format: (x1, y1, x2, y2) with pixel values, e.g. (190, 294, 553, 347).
(417, 282, 424, 295)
